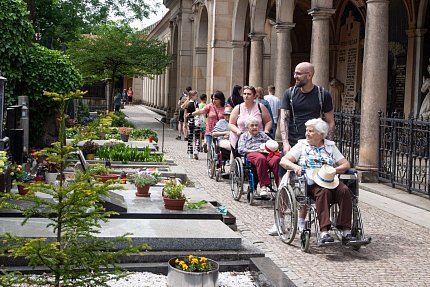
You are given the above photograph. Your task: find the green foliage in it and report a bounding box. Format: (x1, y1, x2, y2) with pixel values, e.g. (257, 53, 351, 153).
(67, 23, 171, 107)
(86, 163, 113, 176)
(21, 45, 83, 146)
(130, 128, 158, 142)
(0, 0, 34, 103)
(81, 140, 99, 155)
(131, 171, 161, 187)
(163, 180, 185, 200)
(97, 144, 164, 163)
(185, 200, 208, 209)
(33, 0, 158, 48)
(0, 90, 145, 287)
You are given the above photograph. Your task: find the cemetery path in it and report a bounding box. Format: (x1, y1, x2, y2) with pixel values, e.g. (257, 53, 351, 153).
(124, 105, 430, 287)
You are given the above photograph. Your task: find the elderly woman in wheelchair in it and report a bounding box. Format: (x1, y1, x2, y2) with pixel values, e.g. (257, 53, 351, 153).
(273, 118, 371, 251)
(237, 116, 280, 198)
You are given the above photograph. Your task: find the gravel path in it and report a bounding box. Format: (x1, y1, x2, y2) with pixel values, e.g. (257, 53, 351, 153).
(107, 271, 257, 287)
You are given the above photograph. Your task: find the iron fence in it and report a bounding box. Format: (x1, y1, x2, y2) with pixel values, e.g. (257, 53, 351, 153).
(334, 112, 361, 168)
(378, 113, 430, 196)
(334, 111, 430, 197)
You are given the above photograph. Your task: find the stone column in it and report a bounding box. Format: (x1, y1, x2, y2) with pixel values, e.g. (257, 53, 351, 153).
(413, 29, 427, 115)
(156, 75, 160, 108)
(248, 33, 265, 87)
(143, 79, 146, 104)
(308, 8, 335, 89)
(274, 22, 295, 140)
(164, 69, 170, 111)
(160, 72, 166, 109)
(230, 40, 247, 89)
(274, 23, 295, 98)
(357, 0, 389, 181)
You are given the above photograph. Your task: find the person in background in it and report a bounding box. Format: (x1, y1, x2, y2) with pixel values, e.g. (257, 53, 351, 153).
(264, 85, 281, 139)
(114, 88, 122, 112)
(127, 87, 133, 105)
(177, 86, 192, 141)
(184, 90, 200, 159)
(227, 85, 243, 108)
(198, 94, 208, 152)
(191, 90, 226, 148)
(122, 88, 127, 105)
(255, 87, 274, 137)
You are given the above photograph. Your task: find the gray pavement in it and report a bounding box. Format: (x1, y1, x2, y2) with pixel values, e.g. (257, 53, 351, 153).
(125, 105, 430, 287)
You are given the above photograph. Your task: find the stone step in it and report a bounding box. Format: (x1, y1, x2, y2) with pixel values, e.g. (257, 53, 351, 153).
(0, 218, 241, 251)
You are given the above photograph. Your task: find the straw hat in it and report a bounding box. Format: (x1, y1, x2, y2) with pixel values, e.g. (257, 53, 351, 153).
(312, 165, 339, 189)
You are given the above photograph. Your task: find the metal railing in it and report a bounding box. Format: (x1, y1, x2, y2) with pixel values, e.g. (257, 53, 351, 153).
(334, 111, 430, 197)
(378, 113, 430, 196)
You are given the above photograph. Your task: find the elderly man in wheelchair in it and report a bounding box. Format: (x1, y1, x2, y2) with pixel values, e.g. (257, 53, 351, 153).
(276, 118, 369, 248)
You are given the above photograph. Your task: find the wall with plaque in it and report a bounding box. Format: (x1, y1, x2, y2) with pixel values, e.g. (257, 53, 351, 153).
(336, 11, 360, 112)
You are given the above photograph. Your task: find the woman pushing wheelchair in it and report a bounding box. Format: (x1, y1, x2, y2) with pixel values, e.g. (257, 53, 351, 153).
(279, 118, 355, 244)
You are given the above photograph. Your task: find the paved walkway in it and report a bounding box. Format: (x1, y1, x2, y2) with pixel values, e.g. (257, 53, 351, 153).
(124, 105, 430, 287)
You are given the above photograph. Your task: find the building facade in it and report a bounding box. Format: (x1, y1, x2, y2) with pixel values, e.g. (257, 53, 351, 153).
(133, 0, 430, 178)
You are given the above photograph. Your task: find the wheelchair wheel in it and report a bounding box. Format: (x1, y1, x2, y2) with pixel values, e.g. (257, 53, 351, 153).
(230, 158, 243, 201)
(207, 144, 216, 179)
(247, 185, 254, 205)
(352, 204, 364, 251)
(300, 230, 310, 252)
(274, 186, 297, 244)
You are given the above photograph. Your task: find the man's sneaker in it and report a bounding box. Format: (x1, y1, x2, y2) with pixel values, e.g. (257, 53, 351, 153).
(319, 233, 334, 244)
(342, 233, 356, 245)
(203, 143, 208, 153)
(193, 154, 199, 160)
(175, 136, 181, 140)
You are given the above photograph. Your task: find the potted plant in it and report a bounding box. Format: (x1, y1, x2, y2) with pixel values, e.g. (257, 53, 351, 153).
(43, 160, 61, 183)
(162, 178, 186, 210)
(87, 163, 119, 182)
(131, 170, 161, 197)
(167, 254, 219, 287)
(118, 127, 132, 142)
(0, 151, 8, 192)
(82, 140, 99, 160)
(10, 163, 34, 195)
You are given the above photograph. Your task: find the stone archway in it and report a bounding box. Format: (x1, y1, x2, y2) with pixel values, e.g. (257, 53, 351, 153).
(231, 0, 251, 89)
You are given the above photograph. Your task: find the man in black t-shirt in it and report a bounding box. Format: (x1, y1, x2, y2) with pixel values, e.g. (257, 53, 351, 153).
(279, 62, 335, 153)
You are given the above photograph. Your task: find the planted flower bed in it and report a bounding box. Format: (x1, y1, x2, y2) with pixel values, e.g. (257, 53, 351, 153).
(97, 144, 164, 163)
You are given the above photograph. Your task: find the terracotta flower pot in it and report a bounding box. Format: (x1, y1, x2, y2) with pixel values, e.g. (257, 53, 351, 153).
(163, 197, 186, 210)
(18, 185, 30, 196)
(93, 174, 119, 182)
(135, 184, 151, 197)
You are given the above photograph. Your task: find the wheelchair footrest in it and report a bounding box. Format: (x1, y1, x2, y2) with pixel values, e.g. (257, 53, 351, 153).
(344, 237, 372, 246)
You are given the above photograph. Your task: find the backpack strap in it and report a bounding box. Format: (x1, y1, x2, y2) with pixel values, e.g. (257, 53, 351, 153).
(289, 86, 299, 133)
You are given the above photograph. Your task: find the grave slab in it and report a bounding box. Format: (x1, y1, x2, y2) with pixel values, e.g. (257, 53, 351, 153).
(0, 218, 241, 250)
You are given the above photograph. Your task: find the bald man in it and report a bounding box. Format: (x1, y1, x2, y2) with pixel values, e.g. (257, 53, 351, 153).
(279, 62, 335, 153)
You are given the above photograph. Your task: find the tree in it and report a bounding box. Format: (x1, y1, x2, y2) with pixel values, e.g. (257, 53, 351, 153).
(21, 44, 83, 147)
(67, 23, 171, 110)
(27, 0, 159, 49)
(0, 0, 34, 102)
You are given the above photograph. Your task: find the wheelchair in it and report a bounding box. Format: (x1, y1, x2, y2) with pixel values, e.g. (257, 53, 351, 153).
(273, 169, 371, 252)
(206, 139, 230, 182)
(230, 154, 277, 205)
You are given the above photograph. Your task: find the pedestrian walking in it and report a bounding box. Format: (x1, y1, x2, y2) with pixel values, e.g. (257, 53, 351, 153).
(184, 90, 200, 159)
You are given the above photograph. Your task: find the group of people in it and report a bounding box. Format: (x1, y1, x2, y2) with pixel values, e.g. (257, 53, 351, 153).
(114, 87, 134, 112)
(176, 61, 356, 244)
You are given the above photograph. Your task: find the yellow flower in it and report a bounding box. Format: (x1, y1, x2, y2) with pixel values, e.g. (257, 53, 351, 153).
(175, 258, 179, 264)
(201, 263, 207, 269)
(191, 258, 198, 265)
(200, 257, 207, 263)
(181, 263, 188, 271)
(188, 255, 194, 261)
